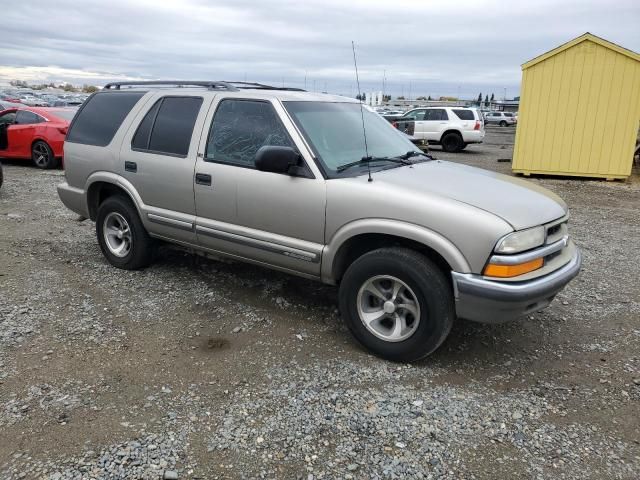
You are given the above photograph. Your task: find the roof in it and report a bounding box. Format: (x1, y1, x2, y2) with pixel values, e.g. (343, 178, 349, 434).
(100, 86, 358, 103)
(522, 32, 640, 70)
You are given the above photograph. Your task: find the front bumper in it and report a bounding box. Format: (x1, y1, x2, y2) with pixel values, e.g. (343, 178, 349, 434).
(451, 248, 581, 324)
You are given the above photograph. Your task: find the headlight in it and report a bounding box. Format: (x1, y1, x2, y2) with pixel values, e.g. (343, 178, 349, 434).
(495, 226, 545, 254)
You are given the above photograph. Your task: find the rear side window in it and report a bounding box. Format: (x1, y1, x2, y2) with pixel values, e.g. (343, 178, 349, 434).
(452, 109, 475, 121)
(67, 92, 144, 146)
(424, 109, 448, 121)
(132, 96, 202, 157)
(15, 110, 44, 124)
(504, 113, 513, 117)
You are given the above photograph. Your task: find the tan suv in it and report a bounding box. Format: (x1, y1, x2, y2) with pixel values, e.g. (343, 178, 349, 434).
(58, 81, 581, 362)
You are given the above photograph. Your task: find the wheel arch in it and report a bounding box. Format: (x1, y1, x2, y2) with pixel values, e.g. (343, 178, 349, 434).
(322, 219, 471, 285)
(86, 173, 144, 222)
(439, 129, 463, 142)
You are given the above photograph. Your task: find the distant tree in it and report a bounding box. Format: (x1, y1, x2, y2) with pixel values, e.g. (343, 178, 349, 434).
(416, 96, 427, 100)
(490, 93, 495, 102)
(477, 92, 482, 103)
(383, 95, 392, 102)
(485, 94, 489, 103)
(427, 95, 432, 101)
(10, 80, 28, 88)
(397, 96, 405, 100)
(61, 83, 76, 92)
(82, 85, 98, 93)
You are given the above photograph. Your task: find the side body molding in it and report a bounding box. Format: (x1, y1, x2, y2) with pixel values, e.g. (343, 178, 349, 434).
(321, 219, 471, 284)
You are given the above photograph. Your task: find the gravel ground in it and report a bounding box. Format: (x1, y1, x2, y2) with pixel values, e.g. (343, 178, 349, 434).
(1, 126, 639, 479)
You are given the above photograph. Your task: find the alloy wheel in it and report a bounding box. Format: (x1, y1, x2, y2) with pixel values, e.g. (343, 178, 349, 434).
(103, 212, 132, 258)
(356, 275, 421, 342)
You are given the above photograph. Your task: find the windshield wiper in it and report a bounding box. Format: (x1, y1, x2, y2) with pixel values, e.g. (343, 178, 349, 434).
(399, 150, 434, 160)
(336, 156, 412, 173)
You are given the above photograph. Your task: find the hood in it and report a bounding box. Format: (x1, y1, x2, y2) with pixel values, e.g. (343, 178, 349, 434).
(374, 160, 567, 230)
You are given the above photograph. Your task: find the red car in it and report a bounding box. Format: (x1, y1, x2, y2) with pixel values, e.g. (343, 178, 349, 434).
(0, 107, 77, 169)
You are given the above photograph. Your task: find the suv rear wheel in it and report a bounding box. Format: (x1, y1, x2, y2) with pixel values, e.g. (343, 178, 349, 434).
(339, 248, 454, 362)
(499, 120, 507, 127)
(441, 132, 464, 153)
(96, 195, 153, 269)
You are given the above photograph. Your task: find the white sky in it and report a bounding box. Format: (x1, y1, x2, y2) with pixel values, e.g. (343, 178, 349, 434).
(1, 0, 638, 98)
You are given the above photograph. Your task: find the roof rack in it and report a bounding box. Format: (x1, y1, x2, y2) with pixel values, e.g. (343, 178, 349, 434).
(102, 80, 306, 92)
(224, 81, 306, 92)
(103, 81, 239, 91)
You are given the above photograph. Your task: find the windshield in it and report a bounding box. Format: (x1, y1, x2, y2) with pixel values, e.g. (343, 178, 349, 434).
(283, 101, 419, 177)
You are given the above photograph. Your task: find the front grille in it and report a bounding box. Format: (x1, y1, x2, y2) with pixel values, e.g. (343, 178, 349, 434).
(545, 218, 568, 245)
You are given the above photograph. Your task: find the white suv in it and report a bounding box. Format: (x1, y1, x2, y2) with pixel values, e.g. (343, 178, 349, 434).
(395, 107, 484, 152)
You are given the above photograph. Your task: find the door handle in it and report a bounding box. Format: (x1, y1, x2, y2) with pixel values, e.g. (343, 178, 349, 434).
(195, 173, 212, 186)
(125, 161, 137, 173)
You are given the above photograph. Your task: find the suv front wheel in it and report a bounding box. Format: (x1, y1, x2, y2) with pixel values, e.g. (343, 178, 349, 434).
(96, 195, 154, 270)
(339, 248, 454, 362)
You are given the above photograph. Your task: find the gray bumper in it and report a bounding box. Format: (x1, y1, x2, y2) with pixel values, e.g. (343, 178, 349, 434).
(451, 248, 582, 324)
(57, 182, 89, 218)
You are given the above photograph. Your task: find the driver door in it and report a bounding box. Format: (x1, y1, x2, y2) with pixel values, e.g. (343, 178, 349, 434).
(194, 97, 326, 277)
(0, 110, 17, 154)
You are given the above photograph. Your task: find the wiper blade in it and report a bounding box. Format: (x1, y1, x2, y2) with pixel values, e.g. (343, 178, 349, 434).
(399, 150, 434, 160)
(336, 156, 412, 173)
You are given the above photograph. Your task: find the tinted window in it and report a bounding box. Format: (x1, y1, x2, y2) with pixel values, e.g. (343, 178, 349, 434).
(452, 109, 475, 121)
(205, 99, 294, 167)
(147, 97, 203, 156)
(15, 110, 42, 124)
(67, 92, 144, 146)
(424, 109, 447, 121)
(503, 113, 513, 117)
(131, 100, 161, 151)
(0, 111, 16, 125)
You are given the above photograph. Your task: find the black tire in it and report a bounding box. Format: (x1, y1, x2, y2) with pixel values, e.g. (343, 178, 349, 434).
(31, 140, 58, 169)
(0, 163, 3, 189)
(460, 143, 468, 150)
(339, 248, 455, 362)
(441, 132, 464, 153)
(96, 195, 153, 270)
(499, 120, 507, 127)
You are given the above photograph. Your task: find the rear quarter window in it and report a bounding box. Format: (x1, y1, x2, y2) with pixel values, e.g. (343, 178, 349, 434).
(452, 109, 475, 121)
(67, 92, 145, 146)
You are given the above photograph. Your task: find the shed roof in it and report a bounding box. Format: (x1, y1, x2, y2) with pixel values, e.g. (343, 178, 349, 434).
(522, 32, 640, 70)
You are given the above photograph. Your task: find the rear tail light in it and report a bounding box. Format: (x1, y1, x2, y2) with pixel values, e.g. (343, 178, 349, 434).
(392, 121, 398, 129)
(474, 121, 481, 130)
(57, 126, 68, 135)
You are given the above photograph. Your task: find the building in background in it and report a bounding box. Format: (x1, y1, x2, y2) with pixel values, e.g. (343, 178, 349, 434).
(513, 32, 640, 180)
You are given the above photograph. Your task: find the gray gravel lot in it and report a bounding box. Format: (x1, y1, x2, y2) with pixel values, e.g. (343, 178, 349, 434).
(1, 126, 639, 479)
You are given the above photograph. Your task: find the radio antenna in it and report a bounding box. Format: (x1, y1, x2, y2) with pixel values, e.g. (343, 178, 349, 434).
(352, 41, 372, 182)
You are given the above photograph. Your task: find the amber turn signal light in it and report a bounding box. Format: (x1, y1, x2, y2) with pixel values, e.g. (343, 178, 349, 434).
(483, 258, 544, 278)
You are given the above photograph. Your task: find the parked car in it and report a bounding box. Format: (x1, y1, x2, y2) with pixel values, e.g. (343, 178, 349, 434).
(484, 111, 517, 126)
(392, 106, 484, 152)
(58, 81, 581, 362)
(0, 161, 3, 189)
(0, 100, 23, 111)
(0, 107, 77, 168)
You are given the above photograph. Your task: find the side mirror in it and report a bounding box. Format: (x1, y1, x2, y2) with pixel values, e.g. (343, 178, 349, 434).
(255, 146, 305, 176)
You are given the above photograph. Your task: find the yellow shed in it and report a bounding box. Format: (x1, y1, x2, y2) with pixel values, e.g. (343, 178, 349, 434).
(513, 33, 640, 180)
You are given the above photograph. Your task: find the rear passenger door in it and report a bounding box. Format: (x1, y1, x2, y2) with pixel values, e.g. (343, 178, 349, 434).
(193, 97, 326, 276)
(120, 94, 210, 244)
(423, 109, 449, 141)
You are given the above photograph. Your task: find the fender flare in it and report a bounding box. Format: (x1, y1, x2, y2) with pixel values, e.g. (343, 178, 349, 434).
(85, 171, 146, 220)
(321, 218, 471, 283)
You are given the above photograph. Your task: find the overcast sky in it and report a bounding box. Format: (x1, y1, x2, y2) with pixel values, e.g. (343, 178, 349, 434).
(1, 0, 638, 98)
